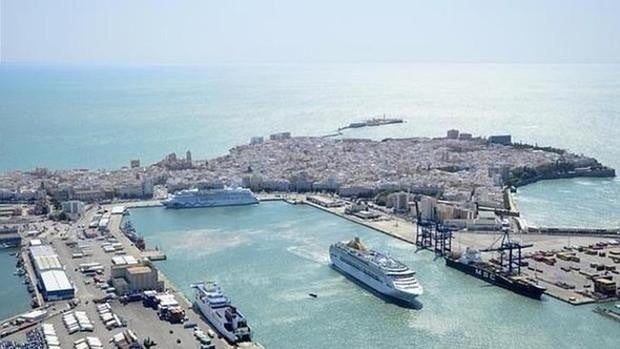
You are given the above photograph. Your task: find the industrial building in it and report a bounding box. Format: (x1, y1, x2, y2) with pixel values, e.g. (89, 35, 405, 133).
(269, 132, 291, 141)
(306, 195, 343, 208)
(62, 200, 85, 219)
(489, 135, 512, 145)
(29, 244, 74, 301)
(110, 260, 164, 295)
(0, 225, 21, 247)
(249, 136, 264, 145)
(594, 278, 617, 297)
(446, 129, 459, 139)
(111, 205, 127, 215)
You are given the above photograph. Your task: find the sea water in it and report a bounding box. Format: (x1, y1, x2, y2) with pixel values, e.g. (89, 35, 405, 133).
(1, 63, 618, 228)
(130, 203, 620, 349)
(1, 63, 619, 319)
(0, 248, 31, 320)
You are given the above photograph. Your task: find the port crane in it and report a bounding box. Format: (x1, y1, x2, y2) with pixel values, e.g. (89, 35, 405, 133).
(480, 221, 532, 275)
(414, 200, 453, 257)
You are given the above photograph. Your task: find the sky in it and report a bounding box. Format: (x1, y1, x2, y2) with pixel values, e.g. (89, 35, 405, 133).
(1, 0, 619, 64)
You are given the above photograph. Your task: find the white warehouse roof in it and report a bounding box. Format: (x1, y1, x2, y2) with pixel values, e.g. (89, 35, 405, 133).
(34, 255, 62, 271)
(111, 255, 138, 266)
(111, 206, 126, 215)
(40, 270, 73, 293)
(29, 245, 57, 258)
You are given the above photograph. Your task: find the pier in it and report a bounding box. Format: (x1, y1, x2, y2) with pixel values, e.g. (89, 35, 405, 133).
(0, 206, 264, 349)
(527, 226, 620, 237)
(259, 194, 620, 306)
(258, 194, 417, 244)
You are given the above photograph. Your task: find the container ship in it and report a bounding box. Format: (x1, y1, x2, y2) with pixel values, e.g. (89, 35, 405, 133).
(162, 187, 258, 209)
(445, 220, 547, 300)
(330, 237, 423, 305)
(191, 282, 252, 344)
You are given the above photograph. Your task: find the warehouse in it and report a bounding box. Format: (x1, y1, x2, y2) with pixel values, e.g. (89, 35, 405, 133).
(111, 261, 164, 295)
(39, 270, 74, 300)
(29, 243, 75, 301)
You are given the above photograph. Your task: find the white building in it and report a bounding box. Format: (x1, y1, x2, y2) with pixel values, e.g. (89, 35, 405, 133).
(62, 200, 85, 218)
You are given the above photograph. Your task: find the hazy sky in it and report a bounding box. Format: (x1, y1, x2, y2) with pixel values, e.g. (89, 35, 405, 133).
(1, 0, 619, 64)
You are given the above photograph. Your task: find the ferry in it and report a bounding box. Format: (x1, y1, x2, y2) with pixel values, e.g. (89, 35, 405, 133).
(191, 282, 252, 344)
(162, 187, 258, 209)
(329, 238, 423, 305)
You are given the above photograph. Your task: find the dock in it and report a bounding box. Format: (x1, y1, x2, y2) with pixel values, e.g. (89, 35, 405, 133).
(121, 200, 163, 209)
(258, 193, 417, 244)
(527, 226, 620, 237)
(19, 249, 43, 308)
(140, 249, 167, 261)
(259, 194, 620, 306)
(1, 206, 263, 349)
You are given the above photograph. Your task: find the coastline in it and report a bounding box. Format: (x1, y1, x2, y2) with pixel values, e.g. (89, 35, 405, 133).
(132, 195, 616, 306)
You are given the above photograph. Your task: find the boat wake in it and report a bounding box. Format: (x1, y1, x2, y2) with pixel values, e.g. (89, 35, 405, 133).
(286, 245, 330, 265)
(168, 229, 251, 257)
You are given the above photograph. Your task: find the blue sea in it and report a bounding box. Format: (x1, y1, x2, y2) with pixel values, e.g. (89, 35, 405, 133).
(1, 63, 618, 228)
(0, 63, 619, 324)
(0, 249, 31, 320)
(129, 203, 620, 349)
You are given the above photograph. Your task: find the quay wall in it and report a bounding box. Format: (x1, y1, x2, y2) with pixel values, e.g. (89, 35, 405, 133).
(261, 195, 417, 245)
(527, 226, 620, 237)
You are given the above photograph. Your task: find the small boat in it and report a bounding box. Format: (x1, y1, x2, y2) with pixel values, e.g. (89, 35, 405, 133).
(594, 306, 620, 322)
(308, 293, 318, 298)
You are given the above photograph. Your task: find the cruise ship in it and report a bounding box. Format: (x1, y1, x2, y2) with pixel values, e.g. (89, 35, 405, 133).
(162, 187, 258, 208)
(329, 238, 423, 305)
(191, 282, 252, 344)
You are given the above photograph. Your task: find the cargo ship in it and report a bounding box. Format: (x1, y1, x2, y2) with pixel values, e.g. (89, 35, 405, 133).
(191, 282, 252, 344)
(330, 237, 423, 305)
(445, 248, 546, 299)
(162, 187, 258, 209)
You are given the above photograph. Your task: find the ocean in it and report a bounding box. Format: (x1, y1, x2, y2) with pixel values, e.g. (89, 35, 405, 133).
(1, 63, 618, 228)
(129, 203, 620, 349)
(0, 63, 618, 321)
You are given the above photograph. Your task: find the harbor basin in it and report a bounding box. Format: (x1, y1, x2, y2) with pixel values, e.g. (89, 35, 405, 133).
(129, 202, 620, 349)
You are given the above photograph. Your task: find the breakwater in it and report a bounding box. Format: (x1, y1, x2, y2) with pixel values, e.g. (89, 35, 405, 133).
(508, 164, 615, 188)
(527, 226, 620, 237)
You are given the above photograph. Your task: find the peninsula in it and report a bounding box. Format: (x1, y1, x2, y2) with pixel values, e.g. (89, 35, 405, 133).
(0, 130, 614, 212)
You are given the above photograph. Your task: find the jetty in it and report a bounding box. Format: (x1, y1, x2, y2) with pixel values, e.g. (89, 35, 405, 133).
(338, 115, 404, 131)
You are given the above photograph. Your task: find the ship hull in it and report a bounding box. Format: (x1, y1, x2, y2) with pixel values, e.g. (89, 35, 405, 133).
(445, 258, 545, 300)
(194, 301, 248, 344)
(163, 199, 258, 209)
(330, 253, 420, 306)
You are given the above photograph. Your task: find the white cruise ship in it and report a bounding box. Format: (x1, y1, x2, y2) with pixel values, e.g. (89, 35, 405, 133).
(162, 187, 258, 208)
(330, 238, 423, 305)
